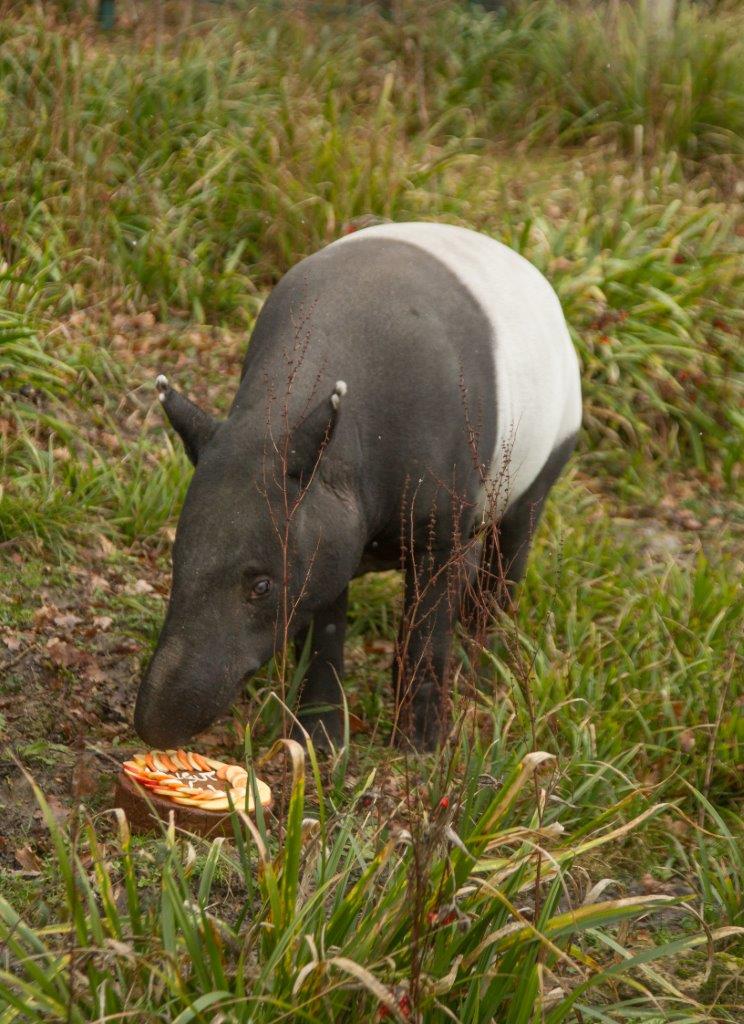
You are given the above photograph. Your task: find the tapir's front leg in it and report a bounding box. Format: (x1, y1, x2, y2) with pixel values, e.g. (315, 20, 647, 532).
(294, 586, 348, 748)
(393, 551, 459, 751)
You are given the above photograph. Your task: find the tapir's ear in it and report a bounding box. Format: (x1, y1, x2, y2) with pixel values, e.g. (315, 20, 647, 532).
(155, 374, 219, 466)
(287, 380, 347, 482)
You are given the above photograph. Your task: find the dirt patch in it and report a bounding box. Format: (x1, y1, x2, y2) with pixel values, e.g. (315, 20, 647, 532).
(0, 542, 331, 869)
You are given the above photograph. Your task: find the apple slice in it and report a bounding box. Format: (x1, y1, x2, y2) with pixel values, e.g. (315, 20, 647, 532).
(190, 752, 212, 772)
(175, 750, 194, 771)
(158, 752, 181, 773)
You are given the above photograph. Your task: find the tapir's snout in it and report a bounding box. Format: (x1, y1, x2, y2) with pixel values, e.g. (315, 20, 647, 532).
(133, 701, 199, 750)
(134, 632, 260, 748)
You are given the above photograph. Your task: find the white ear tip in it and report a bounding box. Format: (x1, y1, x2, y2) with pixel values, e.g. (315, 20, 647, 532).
(334, 380, 347, 397)
(155, 374, 169, 391)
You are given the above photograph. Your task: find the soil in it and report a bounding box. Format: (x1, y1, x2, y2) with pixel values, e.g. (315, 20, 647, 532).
(0, 543, 289, 871)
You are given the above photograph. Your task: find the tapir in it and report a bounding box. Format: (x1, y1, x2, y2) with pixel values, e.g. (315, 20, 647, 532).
(134, 222, 581, 751)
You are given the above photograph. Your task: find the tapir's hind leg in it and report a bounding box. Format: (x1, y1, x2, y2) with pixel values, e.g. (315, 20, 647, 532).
(393, 549, 463, 752)
(463, 433, 578, 626)
(482, 491, 546, 613)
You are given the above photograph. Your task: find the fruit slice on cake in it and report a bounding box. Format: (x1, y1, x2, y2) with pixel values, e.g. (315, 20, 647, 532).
(122, 750, 272, 813)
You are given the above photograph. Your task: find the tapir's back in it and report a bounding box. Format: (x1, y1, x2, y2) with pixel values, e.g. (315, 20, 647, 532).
(330, 223, 582, 510)
(240, 221, 581, 519)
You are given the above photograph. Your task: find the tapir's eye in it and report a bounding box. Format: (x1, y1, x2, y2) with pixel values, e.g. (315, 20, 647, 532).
(250, 577, 272, 599)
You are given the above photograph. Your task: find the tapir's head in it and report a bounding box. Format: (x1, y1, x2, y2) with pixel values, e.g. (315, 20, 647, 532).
(134, 375, 359, 747)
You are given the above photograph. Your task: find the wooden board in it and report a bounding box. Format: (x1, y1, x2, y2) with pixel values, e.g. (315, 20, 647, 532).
(114, 769, 270, 838)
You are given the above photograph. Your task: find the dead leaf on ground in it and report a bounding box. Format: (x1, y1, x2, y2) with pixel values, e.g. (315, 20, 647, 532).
(2, 633, 23, 653)
(349, 712, 368, 735)
(131, 579, 154, 595)
(45, 637, 87, 668)
(46, 794, 69, 827)
(92, 616, 113, 631)
(84, 663, 107, 684)
(111, 638, 140, 654)
(53, 612, 82, 631)
(15, 845, 43, 874)
(33, 603, 59, 627)
(72, 752, 100, 799)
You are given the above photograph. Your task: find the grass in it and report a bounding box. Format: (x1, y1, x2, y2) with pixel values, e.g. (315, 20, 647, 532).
(436, 0, 744, 158)
(0, 1, 742, 1021)
(3, 159, 740, 546)
(2, 743, 739, 1023)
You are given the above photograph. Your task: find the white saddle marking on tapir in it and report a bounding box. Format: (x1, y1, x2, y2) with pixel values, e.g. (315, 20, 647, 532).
(332, 222, 582, 513)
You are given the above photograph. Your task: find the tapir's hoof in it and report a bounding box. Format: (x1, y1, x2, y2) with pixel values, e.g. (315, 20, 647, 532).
(293, 713, 344, 753)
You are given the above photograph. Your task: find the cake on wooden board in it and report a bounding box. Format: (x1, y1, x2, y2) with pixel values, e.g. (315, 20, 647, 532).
(115, 749, 272, 837)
